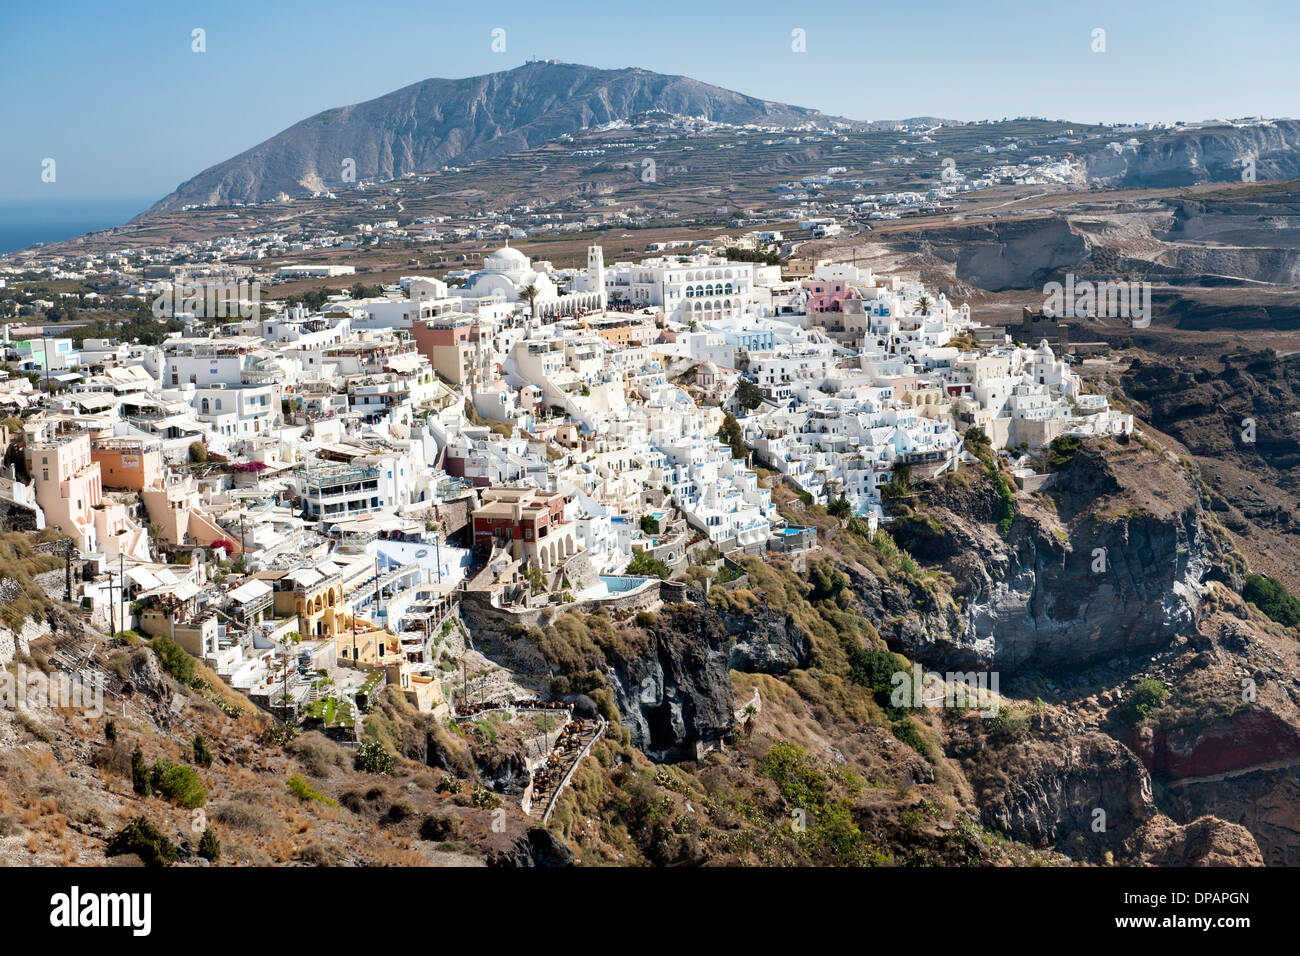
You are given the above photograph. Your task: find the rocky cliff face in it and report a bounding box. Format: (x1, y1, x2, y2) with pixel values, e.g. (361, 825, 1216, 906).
(1122, 350, 1300, 592)
(886, 439, 1215, 673)
(720, 603, 813, 674)
(967, 729, 1156, 847)
(1085, 121, 1300, 189)
(953, 218, 1091, 292)
(885, 218, 1091, 292)
(607, 600, 736, 761)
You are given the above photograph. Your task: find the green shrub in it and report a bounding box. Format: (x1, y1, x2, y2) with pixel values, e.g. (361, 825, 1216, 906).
(848, 648, 909, 695)
(188, 441, 208, 463)
(131, 745, 151, 797)
(1047, 434, 1083, 470)
(984, 706, 1031, 738)
(355, 741, 395, 775)
(1122, 678, 1170, 726)
(1242, 574, 1300, 627)
(150, 635, 195, 686)
(287, 773, 338, 806)
(198, 826, 220, 863)
(626, 551, 670, 579)
(192, 734, 212, 769)
(107, 817, 177, 867)
(150, 759, 207, 808)
(891, 719, 931, 757)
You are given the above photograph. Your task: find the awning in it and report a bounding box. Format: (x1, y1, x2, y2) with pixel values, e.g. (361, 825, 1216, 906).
(125, 566, 161, 590)
(287, 567, 324, 588)
(138, 580, 200, 601)
(155, 415, 203, 432)
(384, 353, 423, 374)
(69, 393, 116, 410)
(228, 579, 272, 604)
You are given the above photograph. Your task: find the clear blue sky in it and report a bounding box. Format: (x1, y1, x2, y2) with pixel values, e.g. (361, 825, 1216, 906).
(2, 0, 1296, 202)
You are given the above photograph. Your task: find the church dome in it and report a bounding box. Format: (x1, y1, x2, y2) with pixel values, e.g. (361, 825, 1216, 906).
(485, 245, 529, 273)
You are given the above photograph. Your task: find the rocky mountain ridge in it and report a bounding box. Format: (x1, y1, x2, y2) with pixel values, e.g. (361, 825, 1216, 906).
(143, 61, 846, 215)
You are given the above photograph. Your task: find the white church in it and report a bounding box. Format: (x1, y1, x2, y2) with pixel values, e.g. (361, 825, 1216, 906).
(461, 243, 607, 318)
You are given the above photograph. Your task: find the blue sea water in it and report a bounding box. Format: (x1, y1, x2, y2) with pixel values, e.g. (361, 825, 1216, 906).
(0, 196, 156, 255)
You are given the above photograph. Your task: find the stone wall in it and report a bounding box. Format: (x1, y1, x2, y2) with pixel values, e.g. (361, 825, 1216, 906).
(461, 578, 684, 645)
(0, 498, 40, 533)
(0, 617, 53, 667)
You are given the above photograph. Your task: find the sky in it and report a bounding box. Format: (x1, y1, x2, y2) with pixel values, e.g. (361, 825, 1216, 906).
(1, 0, 1297, 204)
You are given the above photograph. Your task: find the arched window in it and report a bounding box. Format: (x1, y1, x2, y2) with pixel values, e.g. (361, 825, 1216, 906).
(685, 286, 694, 298)
(724, 283, 733, 294)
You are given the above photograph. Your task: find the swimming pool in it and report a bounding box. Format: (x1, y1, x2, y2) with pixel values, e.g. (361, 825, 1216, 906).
(599, 575, 655, 593)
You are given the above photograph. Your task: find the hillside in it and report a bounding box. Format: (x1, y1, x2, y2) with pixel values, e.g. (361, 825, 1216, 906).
(4, 424, 1293, 867)
(143, 61, 849, 215)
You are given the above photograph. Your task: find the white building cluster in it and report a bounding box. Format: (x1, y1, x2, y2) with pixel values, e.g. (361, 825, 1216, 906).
(1, 237, 1132, 720)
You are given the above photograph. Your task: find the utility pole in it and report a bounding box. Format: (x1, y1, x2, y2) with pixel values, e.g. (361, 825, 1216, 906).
(119, 552, 124, 632)
(282, 637, 290, 722)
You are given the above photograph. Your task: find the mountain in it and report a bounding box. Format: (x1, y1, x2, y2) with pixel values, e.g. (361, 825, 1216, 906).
(142, 61, 851, 216)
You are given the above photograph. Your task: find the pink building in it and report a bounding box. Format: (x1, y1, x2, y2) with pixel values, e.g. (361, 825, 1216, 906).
(25, 424, 150, 559)
(801, 278, 862, 314)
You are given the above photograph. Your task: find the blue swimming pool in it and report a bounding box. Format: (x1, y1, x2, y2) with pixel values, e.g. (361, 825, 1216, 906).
(600, 575, 655, 593)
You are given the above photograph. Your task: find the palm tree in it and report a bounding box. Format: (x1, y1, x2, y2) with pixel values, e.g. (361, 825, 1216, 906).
(519, 284, 539, 317)
(915, 295, 931, 316)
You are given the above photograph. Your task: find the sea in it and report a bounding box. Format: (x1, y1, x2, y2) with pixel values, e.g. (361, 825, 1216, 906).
(0, 196, 157, 255)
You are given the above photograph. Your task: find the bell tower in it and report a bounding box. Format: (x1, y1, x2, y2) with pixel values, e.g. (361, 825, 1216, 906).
(587, 245, 607, 310)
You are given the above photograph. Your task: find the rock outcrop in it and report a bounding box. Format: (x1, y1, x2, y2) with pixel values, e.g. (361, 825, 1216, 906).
(1124, 814, 1264, 866)
(887, 438, 1214, 673)
(973, 732, 1156, 849)
(469, 595, 735, 762)
(490, 827, 576, 867)
(607, 600, 735, 761)
(720, 604, 812, 674)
